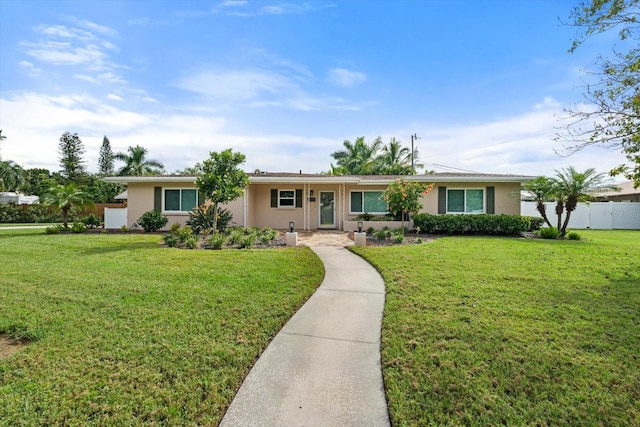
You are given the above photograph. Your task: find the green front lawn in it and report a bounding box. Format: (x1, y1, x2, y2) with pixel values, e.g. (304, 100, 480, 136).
(0, 231, 324, 425)
(353, 230, 640, 426)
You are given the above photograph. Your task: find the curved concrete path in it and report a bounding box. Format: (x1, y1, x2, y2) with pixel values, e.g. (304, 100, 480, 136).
(220, 245, 390, 426)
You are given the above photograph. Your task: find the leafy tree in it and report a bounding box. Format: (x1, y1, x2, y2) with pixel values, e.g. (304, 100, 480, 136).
(20, 168, 63, 198)
(42, 183, 94, 229)
(195, 149, 248, 233)
(58, 132, 87, 182)
(115, 145, 165, 176)
(383, 178, 434, 232)
(553, 166, 619, 237)
(0, 160, 24, 192)
(85, 176, 124, 203)
(523, 176, 556, 228)
(98, 136, 114, 176)
(559, 0, 640, 187)
(330, 137, 382, 175)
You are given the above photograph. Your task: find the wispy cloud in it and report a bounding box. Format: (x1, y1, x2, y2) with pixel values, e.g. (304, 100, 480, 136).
(20, 21, 124, 84)
(176, 66, 362, 111)
(326, 68, 366, 87)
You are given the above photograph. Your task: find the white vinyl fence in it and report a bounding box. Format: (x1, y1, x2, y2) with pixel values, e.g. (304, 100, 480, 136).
(104, 207, 128, 229)
(521, 202, 640, 230)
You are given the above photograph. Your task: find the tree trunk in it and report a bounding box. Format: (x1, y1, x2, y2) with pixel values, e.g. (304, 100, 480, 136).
(560, 209, 573, 238)
(536, 201, 553, 228)
(62, 207, 70, 229)
(212, 202, 218, 234)
(555, 200, 564, 231)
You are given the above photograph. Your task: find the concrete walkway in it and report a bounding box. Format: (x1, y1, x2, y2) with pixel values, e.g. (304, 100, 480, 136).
(220, 245, 390, 427)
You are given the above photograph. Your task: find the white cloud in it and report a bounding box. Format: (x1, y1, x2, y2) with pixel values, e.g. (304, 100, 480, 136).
(107, 94, 123, 101)
(326, 68, 366, 87)
(176, 69, 293, 101)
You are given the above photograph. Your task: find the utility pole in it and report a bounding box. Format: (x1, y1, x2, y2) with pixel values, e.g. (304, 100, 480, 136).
(410, 133, 420, 174)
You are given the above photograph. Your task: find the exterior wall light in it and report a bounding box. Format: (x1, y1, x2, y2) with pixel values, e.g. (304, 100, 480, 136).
(289, 221, 295, 233)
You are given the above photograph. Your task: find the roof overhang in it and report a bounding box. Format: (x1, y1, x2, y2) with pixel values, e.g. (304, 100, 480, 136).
(104, 173, 535, 185)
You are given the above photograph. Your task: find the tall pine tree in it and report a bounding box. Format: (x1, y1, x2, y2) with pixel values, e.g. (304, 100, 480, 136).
(98, 135, 114, 176)
(58, 132, 87, 183)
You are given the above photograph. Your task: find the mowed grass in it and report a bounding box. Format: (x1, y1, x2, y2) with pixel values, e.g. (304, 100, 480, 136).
(0, 230, 324, 425)
(352, 230, 640, 426)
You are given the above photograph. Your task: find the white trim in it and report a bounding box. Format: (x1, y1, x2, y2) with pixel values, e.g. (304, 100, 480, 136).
(105, 174, 534, 185)
(278, 189, 295, 208)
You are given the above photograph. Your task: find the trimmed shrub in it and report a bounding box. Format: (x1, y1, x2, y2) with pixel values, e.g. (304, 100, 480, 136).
(567, 231, 582, 240)
(44, 224, 65, 234)
(71, 222, 87, 233)
(539, 227, 560, 239)
(412, 213, 532, 236)
(137, 210, 168, 232)
(207, 233, 225, 249)
(81, 213, 101, 228)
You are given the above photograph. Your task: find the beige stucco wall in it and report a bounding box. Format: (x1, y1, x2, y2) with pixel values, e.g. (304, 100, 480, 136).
(124, 180, 522, 231)
(125, 182, 244, 231)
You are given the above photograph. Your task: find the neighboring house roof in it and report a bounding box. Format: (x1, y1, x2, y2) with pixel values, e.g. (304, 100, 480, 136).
(595, 181, 639, 198)
(105, 172, 535, 185)
(114, 190, 128, 200)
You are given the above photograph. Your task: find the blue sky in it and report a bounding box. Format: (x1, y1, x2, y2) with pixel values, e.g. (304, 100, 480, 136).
(0, 0, 627, 177)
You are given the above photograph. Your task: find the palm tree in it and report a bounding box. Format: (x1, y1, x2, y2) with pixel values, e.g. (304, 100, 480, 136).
(0, 160, 24, 192)
(330, 137, 382, 175)
(523, 176, 556, 228)
(553, 166, 619, 237)
(377, 137, 426, 175)
(114, 145, 165, 176)
(42, 183, 94, 229)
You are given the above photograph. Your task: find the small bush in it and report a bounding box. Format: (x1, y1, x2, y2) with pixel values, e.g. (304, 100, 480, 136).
(207, 233, 225, 250)
(187, 205, 233, 235)
(239, 233, 257, 249)
(137, 210, 168, 232)
(393, 232, 405, 243)
(567, 231, 582, 240)
(366, 226, 375, 235)
(71, 222, 87, 233)
(374, 230, 387, 240)
(163, 233, 179, 248)
(81, 213, 101, 229)
(355, 213, 374, 221)
(226, 228, 244, 246)
(45, 224, 64, 234)
(120, 225, 129, 232)
(539, 227, 560, 239)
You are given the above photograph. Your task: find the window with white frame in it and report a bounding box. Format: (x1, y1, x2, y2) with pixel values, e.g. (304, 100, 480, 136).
(447, 189, 484, 213)
(350, 191, 388, 214)
(278, 189, 295, 207)
(164, 189, 200, 212)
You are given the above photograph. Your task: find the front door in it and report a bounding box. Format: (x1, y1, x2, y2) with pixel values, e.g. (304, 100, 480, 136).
(318, 191, 335, 228)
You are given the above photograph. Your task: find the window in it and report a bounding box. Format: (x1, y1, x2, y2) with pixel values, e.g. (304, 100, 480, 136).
(447, 189, 484, 213)
(164, 189, 201, 212)
(350, 191, 387, 214)
(279, 190, 295, 207)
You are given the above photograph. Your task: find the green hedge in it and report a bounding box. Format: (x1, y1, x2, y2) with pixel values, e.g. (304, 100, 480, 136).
(412, 214, 544, 236)
(0, 203, 61, 223)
